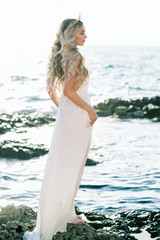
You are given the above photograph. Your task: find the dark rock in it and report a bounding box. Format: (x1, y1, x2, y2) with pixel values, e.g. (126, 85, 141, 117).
(115, 106, 128, 116)
(0, 204, 36, 225)
(124, 210, 148, 228)
(103, 218, 115, 227)
(97, 230, 123, 240)
(0, 205, 36, 239)
(137, 211, 150, 221)
(148, 211, 158, 220)
(0, 112, 55, 135)
(128, 227, 142, 233)
(144, 211, 160, 238)
(53, 223, 98, 240)
(146, 220, 160, 238)
(0, 205, 160, 240)
(93, 96, 160, 121)
(85, 158, 100, 166)
(0, 140, 48, 159)
(116, 231, 137, 240)
(84, 211, 107, 221)
(114, 219, 130, 232)
(75, 205, 84, 215)
(87, 220, 104, 230)
(152, 212, 160, 223)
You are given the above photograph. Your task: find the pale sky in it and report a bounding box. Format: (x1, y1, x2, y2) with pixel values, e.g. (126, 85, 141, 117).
(0, 0, 160, 75)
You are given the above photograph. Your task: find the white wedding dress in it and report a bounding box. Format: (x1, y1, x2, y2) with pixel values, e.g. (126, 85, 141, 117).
(23, 74, 93, 240)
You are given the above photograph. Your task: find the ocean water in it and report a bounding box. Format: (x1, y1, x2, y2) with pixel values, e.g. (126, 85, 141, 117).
(0, 46, 160, 218)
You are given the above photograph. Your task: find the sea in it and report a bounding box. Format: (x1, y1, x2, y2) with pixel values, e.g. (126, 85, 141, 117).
(0, 46, 160, 235)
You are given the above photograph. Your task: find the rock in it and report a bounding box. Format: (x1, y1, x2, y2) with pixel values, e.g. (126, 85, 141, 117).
(84, 211, 107, 221)
(0, 112, 55, 135)
(85, 158, 100, 166)
(93, 96, 160, 121)
(0, 204, 36, 225)
(75, 205, 84, 215)
(0, 140, 48, 159)
(128, 227, 142, 233)
(0, 205, 160, 240)
(0, 205, 36, 239)
(0, 220, 28, 239)
(53, 223, 98, 240)
(115, 106, 128, 117)
(88, 220, 105, 230)
(97, 230, 123, 240)
(103, 218, 115, 227)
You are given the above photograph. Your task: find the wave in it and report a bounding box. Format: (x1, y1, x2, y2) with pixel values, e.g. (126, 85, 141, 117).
(94, 95, 160, 121)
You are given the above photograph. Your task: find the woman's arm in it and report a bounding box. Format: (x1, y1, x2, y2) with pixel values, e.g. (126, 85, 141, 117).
(46, 88, 60, 108)
(63, 55, 91, 112)
(63, 55, 98, 126)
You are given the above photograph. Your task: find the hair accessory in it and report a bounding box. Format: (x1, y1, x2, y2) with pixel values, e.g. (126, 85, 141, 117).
(77, 13, 81, 21)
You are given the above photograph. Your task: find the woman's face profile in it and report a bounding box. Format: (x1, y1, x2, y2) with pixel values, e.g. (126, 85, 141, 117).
(75, 25, 87, 46)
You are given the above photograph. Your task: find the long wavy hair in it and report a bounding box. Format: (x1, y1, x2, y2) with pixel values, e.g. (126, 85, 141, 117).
(46, 18, 88, 95)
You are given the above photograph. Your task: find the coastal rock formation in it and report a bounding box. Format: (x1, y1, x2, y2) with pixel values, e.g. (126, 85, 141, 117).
(1, 96, 159, 138)
(0, 205, 160, 240)
(0, 112, 56, 135)
(85, 158, 100, 166)
(94, 96, 160, 122)
(0, 138, 98, 164)
(0, 140, 48, 159)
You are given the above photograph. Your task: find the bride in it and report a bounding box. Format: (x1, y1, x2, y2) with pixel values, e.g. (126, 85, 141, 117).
(23, 16, 98, 240)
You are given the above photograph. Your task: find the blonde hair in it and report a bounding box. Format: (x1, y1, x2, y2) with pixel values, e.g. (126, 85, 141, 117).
(46, 18, 88, 95)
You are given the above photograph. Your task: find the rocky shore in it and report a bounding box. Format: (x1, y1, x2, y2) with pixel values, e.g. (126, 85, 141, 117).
(94, 96, 160, 122)
(0, 95, 159, 160)
(0, 112, 56, 135)
(0, 96, 159, 136)
(0, 205, 160, 240)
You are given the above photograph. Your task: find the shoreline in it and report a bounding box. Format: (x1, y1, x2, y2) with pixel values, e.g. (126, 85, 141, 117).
(0, 204, 159, 240)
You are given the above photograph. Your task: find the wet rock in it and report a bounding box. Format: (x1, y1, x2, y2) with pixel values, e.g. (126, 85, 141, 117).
(53, 223, 98, 240)
(0, 140, 48, 159)
(0, 141, 100, 162)
(0, 221, 26, 240)
(115, 106, 128, 116)
(84, 211, 107, 221)
(146, 211, 160, 238)
(123, 210, 148, 228)
(103, 218, 115, 227)
(0, 205, 36, 239)
(128, 227, 142, 233)
(0, 112, 55, 135)
(1, 205, 160, 240)
(85, 158, 100, 166)
(0, 204, 36, 225)
(94, 95, 160, 121)
(75, 206, 84, 215)
(112, 219, 130, 232)
(97, 230, 123, 240)
(88, 220, 105, 230)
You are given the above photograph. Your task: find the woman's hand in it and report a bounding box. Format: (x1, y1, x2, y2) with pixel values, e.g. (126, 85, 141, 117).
(87, 106, 98, 126)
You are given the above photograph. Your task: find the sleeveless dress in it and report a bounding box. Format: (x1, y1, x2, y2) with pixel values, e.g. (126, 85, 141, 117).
(23, 74, 93, 240)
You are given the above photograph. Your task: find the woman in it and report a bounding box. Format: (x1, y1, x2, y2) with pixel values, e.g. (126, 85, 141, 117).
(23, 17, 98, 240)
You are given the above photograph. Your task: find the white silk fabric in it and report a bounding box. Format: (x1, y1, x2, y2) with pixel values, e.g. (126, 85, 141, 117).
(23, 76, 93, 240)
